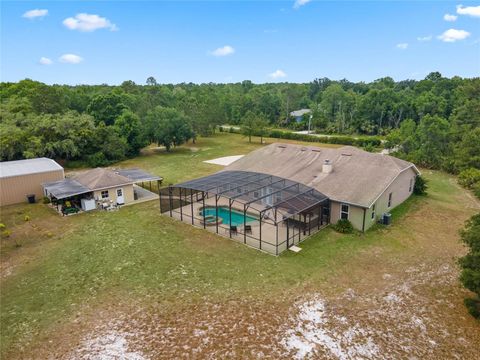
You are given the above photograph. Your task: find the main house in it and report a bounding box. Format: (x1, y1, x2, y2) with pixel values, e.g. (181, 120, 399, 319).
(160, 143, 419, 255)
(225, 143, 420, 231)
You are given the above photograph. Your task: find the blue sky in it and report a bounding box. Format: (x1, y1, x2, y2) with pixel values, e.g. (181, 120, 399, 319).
(1, 1, 479, 85)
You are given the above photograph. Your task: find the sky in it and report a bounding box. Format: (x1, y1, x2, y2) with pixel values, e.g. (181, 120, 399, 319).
(1, 1, 479, 85)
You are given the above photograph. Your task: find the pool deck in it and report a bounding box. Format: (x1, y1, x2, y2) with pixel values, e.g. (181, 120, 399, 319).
(163, 196, 327, 255)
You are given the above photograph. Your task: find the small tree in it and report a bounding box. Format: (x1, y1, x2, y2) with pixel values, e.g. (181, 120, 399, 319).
(146, 76, 158, 86)
(458, 213, 480, 318)
(255, 115, 270, 144)
(241, 111, 256, 143)
(414, 175, 428, 195)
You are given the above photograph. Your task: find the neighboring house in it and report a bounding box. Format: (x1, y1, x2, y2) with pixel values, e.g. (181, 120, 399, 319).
(226, 143, 420, 231)
(43, 168, 162, 213)
(289, 109, 311, 123)
(0, 158, 64, 206)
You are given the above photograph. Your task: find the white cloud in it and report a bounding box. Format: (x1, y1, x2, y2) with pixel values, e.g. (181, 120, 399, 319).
(417, 35, 432, 42)
(443, 13, 458, 22)
(438, 28, 471, 42)
(293, 0, 311, 9)
(59, 54, 83, 64)
(63, 13, 118, 32)
(457, 4, 480, 17)
(211, 45, 235, 57)
(269, 69, 287, 79)
(22, 9, 48, 19)
(396, 43, 408, 50)
(39, 57, 53, 65)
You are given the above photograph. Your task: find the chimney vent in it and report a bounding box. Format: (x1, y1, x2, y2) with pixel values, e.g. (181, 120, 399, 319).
(322, 159, 333, 174)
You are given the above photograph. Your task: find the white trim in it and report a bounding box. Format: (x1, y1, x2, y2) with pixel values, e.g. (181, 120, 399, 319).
(340, 203, 349, 220)
(367, 165, 419, 208)
(90, 182, 134, 192)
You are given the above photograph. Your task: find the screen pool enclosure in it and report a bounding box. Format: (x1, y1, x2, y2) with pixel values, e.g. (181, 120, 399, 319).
(160, 170, 330, 255)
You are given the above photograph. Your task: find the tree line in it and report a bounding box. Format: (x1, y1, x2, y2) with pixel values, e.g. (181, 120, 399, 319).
(0, 74, 478, 177)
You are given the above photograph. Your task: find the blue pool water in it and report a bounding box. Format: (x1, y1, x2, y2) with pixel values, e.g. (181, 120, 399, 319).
(201, 206, 257, 226)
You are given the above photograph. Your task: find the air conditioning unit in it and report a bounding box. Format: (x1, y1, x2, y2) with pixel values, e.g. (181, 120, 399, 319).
(382, 213, 392, 225)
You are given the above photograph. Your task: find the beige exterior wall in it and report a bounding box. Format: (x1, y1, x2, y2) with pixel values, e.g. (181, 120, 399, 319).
(0, 170, 64, 206)
(330, 201, 366, 231)
(363, 167, 417, 231)
(93, 184, 134, 205)
(330, 167, 417, 231)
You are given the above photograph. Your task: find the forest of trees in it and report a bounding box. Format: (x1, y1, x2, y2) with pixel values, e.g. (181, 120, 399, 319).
(0, 73, 478, 182)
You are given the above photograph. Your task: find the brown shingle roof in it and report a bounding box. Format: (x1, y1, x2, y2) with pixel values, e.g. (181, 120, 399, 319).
(73, 168, 133, 191)
(225, 143, 419, 208)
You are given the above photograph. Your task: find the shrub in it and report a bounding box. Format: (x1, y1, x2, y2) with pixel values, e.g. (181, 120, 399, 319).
(0, 223, 5, 230)
(1, 230, 11, 238)
(464, 298, 480, 319)
(473, 183, 480, 200)
(333, 219, 354, 233)
(458, 213, 480, 318)
(24, 215, 30, 222)
(414, 175, 428, 195)
(227, 127, 383, 148)
(42, 196, 51, 204)
(458, 168, 480, 189)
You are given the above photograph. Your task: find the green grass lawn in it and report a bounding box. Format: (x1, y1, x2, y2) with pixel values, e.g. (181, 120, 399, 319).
(0, 133, 476, 357)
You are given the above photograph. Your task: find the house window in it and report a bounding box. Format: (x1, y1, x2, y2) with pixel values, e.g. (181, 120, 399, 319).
(101, 190, 109, 199)
(371, 204, 376, 220)
(340, 204, 349, 220)
(388, 193, 392, 208)
(409, 178, 414, 192)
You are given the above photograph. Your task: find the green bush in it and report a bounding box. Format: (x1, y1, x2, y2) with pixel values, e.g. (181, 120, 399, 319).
(458, 168, 480, 189)
(414, 175, 428, 195)
(228, 127, 383, 148)
(464, 298, 480, 319)
(42, 196, 51, 204)
(333, 219, 354, 233)
(458, 213, 480, 318)
(1, 230, 11, 238)
(24, 215, 30, 222)
(473, 183, 480, 200)
(0, 223, 5, 230)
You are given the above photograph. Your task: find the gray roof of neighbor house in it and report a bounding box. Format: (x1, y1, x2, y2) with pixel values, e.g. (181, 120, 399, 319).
(225, 143, 419, 208)
(72, 168, 133, 191)
(289, 109, 311, 117)
(0, 158, 63, 179)
(43, 167, 162, 199)
(42, 179, 91, 200)
(115, 168, 163, 182)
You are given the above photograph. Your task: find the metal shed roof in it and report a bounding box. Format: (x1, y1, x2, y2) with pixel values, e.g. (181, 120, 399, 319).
(42, 179, 91, 200)
(174, 170, 328, 220)
(0, 158, 63, 179)
(115, 169, 163, 182)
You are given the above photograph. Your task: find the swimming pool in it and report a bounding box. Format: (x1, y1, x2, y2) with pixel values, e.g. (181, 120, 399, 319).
(201, 206, 257, 227)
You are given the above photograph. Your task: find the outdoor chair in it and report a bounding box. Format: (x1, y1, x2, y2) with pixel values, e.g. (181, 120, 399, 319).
(230, 225, 238, 235)
(245, 225, 252, 234)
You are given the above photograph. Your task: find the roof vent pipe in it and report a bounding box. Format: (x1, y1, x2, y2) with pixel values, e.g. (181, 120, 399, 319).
(323, 159, 333, 174)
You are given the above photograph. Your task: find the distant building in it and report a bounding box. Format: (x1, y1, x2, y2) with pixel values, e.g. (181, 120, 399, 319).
(0, 158, 64, 206)
(289, 109, 311, 123)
